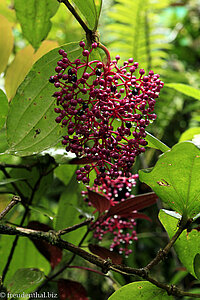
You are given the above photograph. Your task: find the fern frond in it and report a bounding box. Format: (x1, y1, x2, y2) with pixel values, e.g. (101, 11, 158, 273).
(104, 0, 171, 72)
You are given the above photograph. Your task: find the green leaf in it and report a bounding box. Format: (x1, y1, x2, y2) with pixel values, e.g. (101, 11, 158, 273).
(6, 42, 81, 157)
(0, 14, 14, 73)
(179, 127, 200, 142)
(54, 164, 77, 186)
(161, 209, 181, 220)
(105, 0, 170, 71)
(194, 254, 200, 280)
(0, 235, 50, 284)
(139, 142, 200, 219)
(0, 90, 8, 130)
(159, 210, 200, 278)
(7, 268, 44, 293)
(29, 204, 55, 220)
(72, 0, 97, 30)
(14, 0, 59, 49)
(0, 128, 9, 154)
(108, 281, 173, 300)
(40, 147, 76, 164)
(94, 0, 102, 20)
(5, 41, 58, 101)
(165, 83, 200, 101)
(55, 174, 86, 245)
(0, 177, 26, 186)
(145, 131, 170, 152)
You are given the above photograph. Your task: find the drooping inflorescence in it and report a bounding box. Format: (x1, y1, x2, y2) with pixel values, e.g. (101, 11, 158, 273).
(82, 174, 139, 256)
(49, 41, 164, 185)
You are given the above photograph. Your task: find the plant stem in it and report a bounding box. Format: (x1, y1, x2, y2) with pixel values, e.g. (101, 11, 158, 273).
(144, 217, 191, 271)
(58, 0, 93, 39)
(57, 218, 93, 236)
(1, 223, 200, 298)
(0, 196, 21, 220)
(97, 42, 111, 66)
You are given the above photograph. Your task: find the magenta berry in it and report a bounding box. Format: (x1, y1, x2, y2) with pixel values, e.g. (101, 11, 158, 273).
(79, 41, 85, 48)
(49, 42, 164, 185)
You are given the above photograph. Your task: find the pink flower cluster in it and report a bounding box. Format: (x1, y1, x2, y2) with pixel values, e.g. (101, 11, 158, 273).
(49, 41, 164, 185)
(83, 174, 139, 256)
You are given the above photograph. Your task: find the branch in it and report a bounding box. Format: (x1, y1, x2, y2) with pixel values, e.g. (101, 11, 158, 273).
(144, 217, 192, 271)
(0, 196, 21, 220)
(58, 0, 93, 40)
(1, 165, 57, 281)
(0, 166, 26, 201)
(56, 218, 93, 236)
(0, 224, 200, 298)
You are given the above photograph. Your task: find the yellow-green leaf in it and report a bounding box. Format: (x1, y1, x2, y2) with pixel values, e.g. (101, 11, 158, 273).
(5, 40, 59, 100)
(0, 14, 14, 74)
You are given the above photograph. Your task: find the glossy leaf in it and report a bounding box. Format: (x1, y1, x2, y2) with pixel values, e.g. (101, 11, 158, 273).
(179, 127, 200, 142)
(14, 0, 59, 49)
(0, 14, 14, 74)
(165, 83, 200, 101)
(0, 177, 25, 186)
(145, 131, 170, 152)
(161, 209, 182, 220)
(89, 244, 122, 264)
(94, 0, 102, 20)
(58, 279, 88, 300)
(88, 189, 110, 213)
(6, 42, 81, 156)
(0, 128, 9, 154)
(5, 40, 58, 101)
(27, 221, 62, 269)
(72, 0, 97, 30)
(106, 192, 157, 218)
(108, 281, 173, 300)
(0, 0, 16, 23)
(194, 254, 200, 280)
(159, 210, 200, 278)
(139, 142, 200, 219)
(55, 164, 77, 186)
(29, 205, 55, 220)
(7, 268, 44, 293)
(0, 90, 8, 130)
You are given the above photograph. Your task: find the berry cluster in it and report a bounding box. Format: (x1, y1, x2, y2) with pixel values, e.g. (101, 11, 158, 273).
(83, 174, 139, 256)
(50, 41, 164, 184)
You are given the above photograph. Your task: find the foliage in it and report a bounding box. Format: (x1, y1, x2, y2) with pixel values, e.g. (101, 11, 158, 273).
(0, 0, 200, 300)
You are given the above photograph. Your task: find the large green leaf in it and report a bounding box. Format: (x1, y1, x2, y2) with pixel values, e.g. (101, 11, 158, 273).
(165, 83, 200, 101)
(7, 268, 44, 293)
(14, 0, 59, 49)
(0, 90, 8, 130)
(108, 281, 173, 300)
(55, 174, 87, 245)
(159, 210, 200, 278)
(139, 142, 200, 219)
(72, 0, 98, 30)
(6, 43, 81, 157)
(145, 131, 170, 152)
